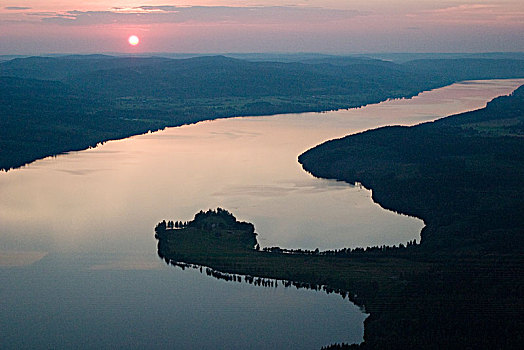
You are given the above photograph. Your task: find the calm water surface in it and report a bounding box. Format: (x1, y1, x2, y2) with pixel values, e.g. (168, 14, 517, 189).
(1, 79, 522, 349)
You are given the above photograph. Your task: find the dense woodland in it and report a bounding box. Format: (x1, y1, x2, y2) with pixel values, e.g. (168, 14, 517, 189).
(299, 85, 524, 349)
(2, 54, 524, 170)
(299, 85, 524, 253)
(158, 88, 524, 349)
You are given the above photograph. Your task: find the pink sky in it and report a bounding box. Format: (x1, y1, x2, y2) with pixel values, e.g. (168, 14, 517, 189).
(1, 1, 523, 54)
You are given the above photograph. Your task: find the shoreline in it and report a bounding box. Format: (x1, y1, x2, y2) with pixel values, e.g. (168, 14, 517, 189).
(4, 78, 523, 172)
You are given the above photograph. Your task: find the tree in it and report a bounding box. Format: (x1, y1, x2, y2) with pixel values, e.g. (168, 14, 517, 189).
(155, 220, 167, 232)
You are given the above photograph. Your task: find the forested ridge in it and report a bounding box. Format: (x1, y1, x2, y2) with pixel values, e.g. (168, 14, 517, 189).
(299, 85, 524, 252)
(298, 85, 524, 349)
(2, 54, 524, 170)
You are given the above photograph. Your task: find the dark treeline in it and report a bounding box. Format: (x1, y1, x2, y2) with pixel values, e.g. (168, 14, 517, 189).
(263, 239, 418, 256)
(155, 219, 189, 231)
(321, 344, 354, 350)
(2, 54, 524, 170)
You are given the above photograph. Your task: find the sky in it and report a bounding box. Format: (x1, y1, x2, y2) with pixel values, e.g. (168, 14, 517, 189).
(0, 1, 523, 54)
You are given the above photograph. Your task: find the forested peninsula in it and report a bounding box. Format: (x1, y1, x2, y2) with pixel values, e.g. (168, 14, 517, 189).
(157, 86, 524, 349)
(2, 54, 524, 170)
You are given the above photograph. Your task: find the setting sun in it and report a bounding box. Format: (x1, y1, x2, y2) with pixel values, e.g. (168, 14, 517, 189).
(128, 35, 139, 46)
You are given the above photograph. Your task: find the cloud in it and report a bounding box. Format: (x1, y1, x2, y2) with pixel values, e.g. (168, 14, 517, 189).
(136, 6, 180, 12)
(5, 6, 32, 10)
(431, 4, 496, 13)
(35, 6, 363, 26)
(409, 3, 524, 24)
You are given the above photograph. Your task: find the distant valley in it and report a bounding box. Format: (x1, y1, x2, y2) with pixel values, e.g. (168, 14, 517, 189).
(2, 54, 524, 170)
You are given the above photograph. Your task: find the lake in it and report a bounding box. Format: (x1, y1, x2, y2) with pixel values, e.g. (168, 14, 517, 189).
(1, 79, 522, 349)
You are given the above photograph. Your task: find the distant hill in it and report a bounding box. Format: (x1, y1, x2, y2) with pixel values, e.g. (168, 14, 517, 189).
(0, 55, 171, 81)
(355, 52, 524, 63)
(3, 54, 523, 99)
(66, 55, 420, 99)
(403, 58, 524, 83)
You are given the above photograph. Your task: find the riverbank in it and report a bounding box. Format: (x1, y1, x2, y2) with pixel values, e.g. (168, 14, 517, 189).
(298, 85, 524, 348)
(299, 85, 524, 253)
(158, 86, 524, 349)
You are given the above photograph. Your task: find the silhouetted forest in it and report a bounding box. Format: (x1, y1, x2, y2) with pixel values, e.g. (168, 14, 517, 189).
(298, 85, 524, 349)
(157, 88, 524, 349)
(299, 85, 524, 252)
(2, 54, 524, 170)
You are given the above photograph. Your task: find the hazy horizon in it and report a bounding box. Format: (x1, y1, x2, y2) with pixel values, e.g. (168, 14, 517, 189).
(2, 51, 524, 57)
(1, 1, 523, 55)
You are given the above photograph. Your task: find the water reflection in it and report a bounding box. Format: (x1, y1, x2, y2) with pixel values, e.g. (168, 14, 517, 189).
(167, 260, 359, 303)
(0, 251, 48, 267)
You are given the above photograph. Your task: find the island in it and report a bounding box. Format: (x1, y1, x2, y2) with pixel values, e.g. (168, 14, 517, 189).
(156, 85, 524, 349)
